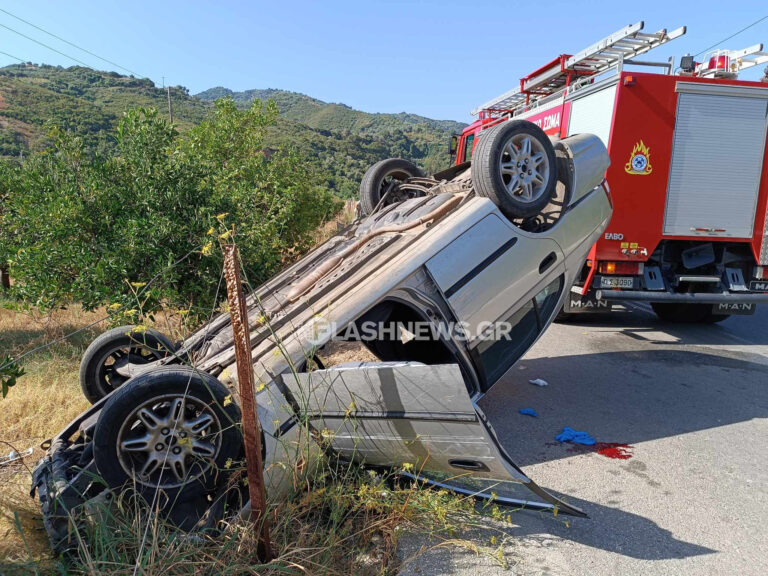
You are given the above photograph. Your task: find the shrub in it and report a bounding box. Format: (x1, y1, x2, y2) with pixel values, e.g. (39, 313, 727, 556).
(0, 100, 340, 318)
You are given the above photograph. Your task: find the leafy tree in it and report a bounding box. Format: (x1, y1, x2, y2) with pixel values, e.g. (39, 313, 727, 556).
(0, 99, 339, 318)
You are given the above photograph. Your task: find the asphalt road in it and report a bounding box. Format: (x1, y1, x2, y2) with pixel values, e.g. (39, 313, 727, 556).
(399, 303, 768, 575)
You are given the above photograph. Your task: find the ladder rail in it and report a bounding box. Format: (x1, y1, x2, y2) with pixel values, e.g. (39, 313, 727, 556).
(471, 22, 687, 116)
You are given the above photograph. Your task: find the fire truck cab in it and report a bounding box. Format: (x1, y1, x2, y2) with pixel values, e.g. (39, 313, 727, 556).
(456, 21, 768, 322)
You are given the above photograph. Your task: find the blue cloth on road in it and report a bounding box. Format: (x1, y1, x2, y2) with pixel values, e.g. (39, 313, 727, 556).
(519, 408, 538, 417)
(556, 427, 596, 445)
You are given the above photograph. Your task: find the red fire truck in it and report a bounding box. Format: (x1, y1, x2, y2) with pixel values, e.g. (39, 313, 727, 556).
(454, 21, 768, 322)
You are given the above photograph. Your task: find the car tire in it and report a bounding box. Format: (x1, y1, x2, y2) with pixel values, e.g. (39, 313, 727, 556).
(472, 120, 558, 220)
(359, 158, 424, 216)
(651, 303, 721, 323)
(93, 366, 242, 510)
(79, 325, 177, 404)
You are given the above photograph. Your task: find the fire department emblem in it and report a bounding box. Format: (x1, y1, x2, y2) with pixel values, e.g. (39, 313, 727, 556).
(624, 140, 653, 175)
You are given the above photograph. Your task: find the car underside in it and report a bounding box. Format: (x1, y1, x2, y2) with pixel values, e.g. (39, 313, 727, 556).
(31, 121, 613, 552)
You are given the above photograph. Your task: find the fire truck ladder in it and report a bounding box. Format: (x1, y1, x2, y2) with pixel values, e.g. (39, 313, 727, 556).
(471, 21, 687, 116)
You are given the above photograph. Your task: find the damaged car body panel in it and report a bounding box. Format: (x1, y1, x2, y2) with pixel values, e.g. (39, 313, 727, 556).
(282, 363, 586, 516)
(32, 124, 612, 550)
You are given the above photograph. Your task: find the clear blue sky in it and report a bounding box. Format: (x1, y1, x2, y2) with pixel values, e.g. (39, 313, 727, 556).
(1, 1, 767, 122)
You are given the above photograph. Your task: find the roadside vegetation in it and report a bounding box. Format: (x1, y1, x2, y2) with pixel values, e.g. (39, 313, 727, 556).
(0, 304, 516, 575)
(0, 64, 464, 197)
(0, 98, 338, 319)
(0, 78, 508, 573)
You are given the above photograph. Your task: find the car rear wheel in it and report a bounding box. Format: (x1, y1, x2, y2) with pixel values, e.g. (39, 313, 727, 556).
(472, 120, 557, 220)
(651, 303, 729, 323)
(359, 158, 424, 216)
(93, 366, 242, 522)
(79, 325, 177, 404)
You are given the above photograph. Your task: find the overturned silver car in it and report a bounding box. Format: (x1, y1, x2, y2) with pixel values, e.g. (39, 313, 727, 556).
(32, 120, 612, 550)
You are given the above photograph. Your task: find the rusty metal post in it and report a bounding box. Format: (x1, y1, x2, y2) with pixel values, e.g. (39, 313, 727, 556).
(223, 244, 272, 561)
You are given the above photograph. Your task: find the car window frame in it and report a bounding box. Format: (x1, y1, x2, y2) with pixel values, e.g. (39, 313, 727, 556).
(469, 274, 564, 391)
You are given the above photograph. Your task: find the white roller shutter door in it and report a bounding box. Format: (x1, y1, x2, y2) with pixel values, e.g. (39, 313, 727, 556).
(567, 85, 617, 149)
(663, 89, 768, 238)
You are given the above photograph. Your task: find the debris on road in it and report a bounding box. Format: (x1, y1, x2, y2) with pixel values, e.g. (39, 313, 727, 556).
(519, 408, 538, 417)
(529, 378, 548, 387)
(556, 427, 596, 446)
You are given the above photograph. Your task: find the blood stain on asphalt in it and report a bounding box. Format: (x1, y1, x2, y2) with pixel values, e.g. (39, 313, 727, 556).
(566, 442, 634, 459)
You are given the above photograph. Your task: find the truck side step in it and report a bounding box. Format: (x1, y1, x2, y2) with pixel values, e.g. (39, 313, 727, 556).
(596, 290, 768, 303)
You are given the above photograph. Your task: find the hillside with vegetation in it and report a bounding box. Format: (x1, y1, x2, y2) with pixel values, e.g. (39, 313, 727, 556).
(0, 64, 206, 155)
(195, 86, 466, 135)
(0, 64, 466, 197)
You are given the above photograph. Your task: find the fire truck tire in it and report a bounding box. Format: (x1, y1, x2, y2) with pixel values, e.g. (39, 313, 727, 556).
(79, 325, 177, 404)
(472, 120, 557, 220)
(650, 303, 728, 323)
(359, 158, 424, 216)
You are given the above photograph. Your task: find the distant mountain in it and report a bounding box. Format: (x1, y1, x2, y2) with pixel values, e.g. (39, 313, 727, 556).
(195, 86, 466, 135)
(0, 64, 466, 197)
(0, 64, 208, 156)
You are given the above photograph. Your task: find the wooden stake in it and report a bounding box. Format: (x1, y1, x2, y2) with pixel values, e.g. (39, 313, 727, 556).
(223, 244, 272, 561)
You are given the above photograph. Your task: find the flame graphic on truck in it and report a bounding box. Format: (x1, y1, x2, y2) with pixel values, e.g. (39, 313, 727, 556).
(624, 140, 653, 175)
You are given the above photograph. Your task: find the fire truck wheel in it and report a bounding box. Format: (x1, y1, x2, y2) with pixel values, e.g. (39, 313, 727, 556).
(472, 120, 557, 220)
(359, 158, 424, 216)
(651, 303, 729, 323)
(93, 367, 243, 508)
(79, 325, 177, 404)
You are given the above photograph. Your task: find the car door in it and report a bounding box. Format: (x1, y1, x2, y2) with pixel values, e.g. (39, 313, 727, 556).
(281, 362, 585, 517)
(425, 211, 566, 390)
(425, 213, 564, 346)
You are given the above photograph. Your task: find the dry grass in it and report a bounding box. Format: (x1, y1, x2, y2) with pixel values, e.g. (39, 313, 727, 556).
(0, 303, 101, 567)
(0, 279, 508, 574)
(0, 302, 188, 569)
(311, 199, 358, 246)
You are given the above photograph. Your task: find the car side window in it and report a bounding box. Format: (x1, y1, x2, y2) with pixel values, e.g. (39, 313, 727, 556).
(463, 134, 475, 163)
(474, 275, 564, 388)
(534, 275, 563, 320)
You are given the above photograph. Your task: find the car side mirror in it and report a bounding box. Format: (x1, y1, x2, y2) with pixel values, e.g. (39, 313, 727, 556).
(449, 135, 459, 157)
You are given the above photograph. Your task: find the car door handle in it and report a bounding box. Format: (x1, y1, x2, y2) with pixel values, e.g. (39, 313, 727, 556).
(449, 459, 490, 472)
(539, 252, 557, 274)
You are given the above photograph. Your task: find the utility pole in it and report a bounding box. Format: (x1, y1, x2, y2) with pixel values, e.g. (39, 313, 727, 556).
(223, 244, 272, 562)
(166, 85, 173, 123)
